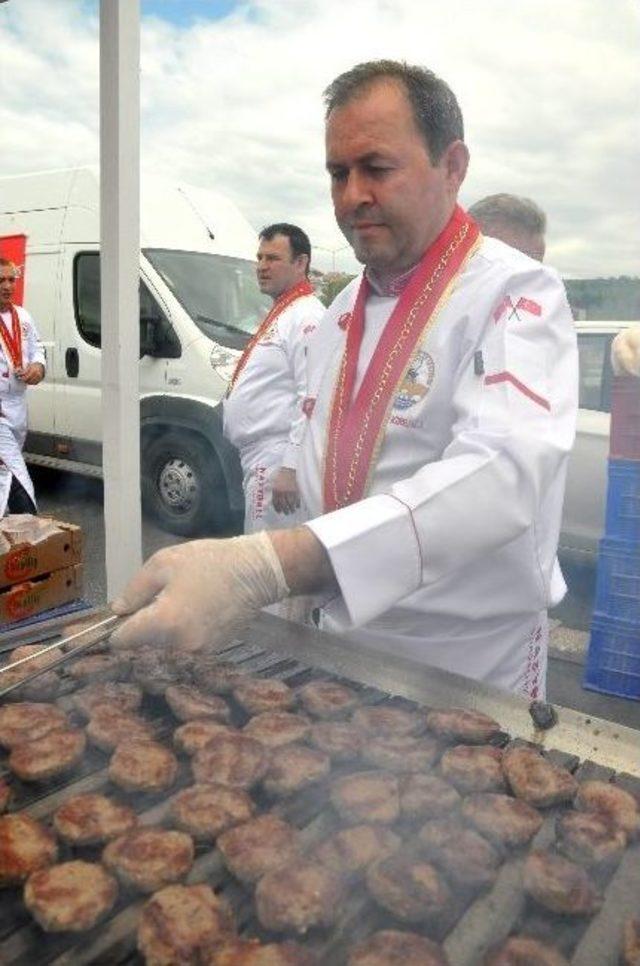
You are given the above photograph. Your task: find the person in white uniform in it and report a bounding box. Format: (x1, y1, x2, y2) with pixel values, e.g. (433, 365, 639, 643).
(0, 259, 44, 515)
(468, 194, 547, 263)
(112, 61, 578, 699)
(223, 224, 325, 533)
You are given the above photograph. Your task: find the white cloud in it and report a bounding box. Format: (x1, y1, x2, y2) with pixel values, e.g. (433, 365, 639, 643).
(0, 0, 638, 277)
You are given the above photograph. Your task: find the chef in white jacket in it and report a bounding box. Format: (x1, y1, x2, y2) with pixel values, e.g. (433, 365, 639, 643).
(113, 60, 578, 699)
(223, 224, 325, 532)
(0, 259, 46, 449)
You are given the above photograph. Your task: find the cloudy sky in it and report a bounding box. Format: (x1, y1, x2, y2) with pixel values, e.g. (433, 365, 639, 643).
(1, 0, 638, 277)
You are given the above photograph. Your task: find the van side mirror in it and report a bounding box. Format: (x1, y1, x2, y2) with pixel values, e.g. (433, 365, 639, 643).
(139, 313, 182, 359)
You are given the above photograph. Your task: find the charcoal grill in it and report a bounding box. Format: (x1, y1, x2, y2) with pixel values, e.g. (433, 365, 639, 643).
(1, 611, 639, 965)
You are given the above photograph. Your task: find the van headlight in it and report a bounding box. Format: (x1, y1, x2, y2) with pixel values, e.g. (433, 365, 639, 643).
(210, 346, 240, 383)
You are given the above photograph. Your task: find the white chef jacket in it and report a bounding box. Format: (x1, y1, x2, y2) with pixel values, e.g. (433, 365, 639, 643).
(0, 305, 46, 448)
(223, 292, 325, 533)
(299, 237, 578, 697)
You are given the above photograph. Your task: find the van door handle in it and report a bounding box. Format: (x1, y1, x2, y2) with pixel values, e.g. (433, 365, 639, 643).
(65, 348, 79, 378)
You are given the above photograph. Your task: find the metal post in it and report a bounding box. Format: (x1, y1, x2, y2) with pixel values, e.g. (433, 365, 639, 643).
(99, 0, 142, 599)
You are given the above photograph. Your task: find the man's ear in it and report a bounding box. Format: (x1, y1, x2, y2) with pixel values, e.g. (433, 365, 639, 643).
(442, 140, 470, 192)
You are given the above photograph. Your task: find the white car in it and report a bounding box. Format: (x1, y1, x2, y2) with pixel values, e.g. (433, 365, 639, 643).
(559, 321, 630, 564)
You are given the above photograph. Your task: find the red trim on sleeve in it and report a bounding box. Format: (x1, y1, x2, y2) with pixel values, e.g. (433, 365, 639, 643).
(484, 371, 551, 411)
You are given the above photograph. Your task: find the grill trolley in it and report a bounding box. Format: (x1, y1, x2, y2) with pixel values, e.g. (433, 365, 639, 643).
(1, 611, 639, 965)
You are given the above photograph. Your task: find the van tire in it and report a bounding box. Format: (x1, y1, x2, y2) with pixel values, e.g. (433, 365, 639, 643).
(142, 431, 228, 537)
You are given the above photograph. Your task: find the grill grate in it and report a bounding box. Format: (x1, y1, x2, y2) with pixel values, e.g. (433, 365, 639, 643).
(1, 616, 639, 964)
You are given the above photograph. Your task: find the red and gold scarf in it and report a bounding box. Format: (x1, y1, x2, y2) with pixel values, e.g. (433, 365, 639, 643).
(0, 304, 23, 372)
(228, 280, 315, 393)
(323, 206, 480, 512)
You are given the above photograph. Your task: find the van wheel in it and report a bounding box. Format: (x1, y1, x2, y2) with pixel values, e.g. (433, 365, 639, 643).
(142, 432, 228, 537)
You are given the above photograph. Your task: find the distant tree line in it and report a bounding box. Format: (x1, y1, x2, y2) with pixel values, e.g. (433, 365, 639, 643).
(564, 277, 640, 321)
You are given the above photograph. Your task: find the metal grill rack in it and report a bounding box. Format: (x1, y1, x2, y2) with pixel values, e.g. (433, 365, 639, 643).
(1, 612, 639, 965)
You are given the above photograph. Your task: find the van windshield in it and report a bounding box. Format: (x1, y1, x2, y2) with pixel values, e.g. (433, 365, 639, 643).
(144, 249, 270, 349)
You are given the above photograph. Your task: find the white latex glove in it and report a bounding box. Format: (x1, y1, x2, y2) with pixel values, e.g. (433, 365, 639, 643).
(612, 326, 640, 377)
(110, 532, 289, 652)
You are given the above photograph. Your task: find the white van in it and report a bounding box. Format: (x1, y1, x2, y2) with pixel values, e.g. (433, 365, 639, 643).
(0, 166, 270, 535)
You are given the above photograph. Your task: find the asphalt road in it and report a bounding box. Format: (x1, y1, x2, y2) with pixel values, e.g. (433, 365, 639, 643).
(29, 465, 640, 730)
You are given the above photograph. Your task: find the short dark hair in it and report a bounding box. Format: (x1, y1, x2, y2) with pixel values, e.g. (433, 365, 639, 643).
(323, 60, 464, 162)
(468, 194, 547, 235)
(259, 223, 312, 270)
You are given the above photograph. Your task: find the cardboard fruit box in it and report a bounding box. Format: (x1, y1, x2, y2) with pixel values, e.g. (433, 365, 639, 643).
(0, 564, 84, 625)
(0, 518, 83, 591)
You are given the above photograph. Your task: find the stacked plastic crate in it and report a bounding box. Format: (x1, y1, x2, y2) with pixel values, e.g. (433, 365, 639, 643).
(584, 376, 640, 699)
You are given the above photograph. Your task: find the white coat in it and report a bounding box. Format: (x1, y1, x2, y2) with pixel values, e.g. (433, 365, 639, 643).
(0, 417, 36, 516)
(0, 304, 46, 448)
(299, 237, 578, 698)
(224, 292, 325, 533)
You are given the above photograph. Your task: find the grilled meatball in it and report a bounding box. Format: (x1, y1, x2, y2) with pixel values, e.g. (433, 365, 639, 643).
(9, 726, 86, 781)
(331, 771, 400, 825)
(263, 744, 330, 797)
(0, 778, 11, 813)
(233, 678, 296, 715)
(137, 883, 235, 965)
(108, 738, 178, 793)
(523, 850, 602, 916)
(425, 707, 501, 744)
(0, 813, 58, 886)
(24, 860, 118, 932)
(0, 701, 67, 749)
(53, 792, 138, 845)
(462, 793, 543, 847)
(103, 826, 194, 893)
(67, 652, 126, 683)
(398, 773, 462, 822)
(207, 939, 315, 965)
(418, 818, 501, 889)
(2, 644, 59, 699)
(217, 814, 300, 884)
(71, 681, 142, 719)
(255, 859, 343, 934)
(365, 849, 452, 923)
(165, 684, 232, 723)
(575, 780, 640, 839)
(308, 721, 364, 762)
(622, 918, 640, 966)
(297, 680, 359, 719)
(174, 719, 236, 756)
(502, 746, 577, 807)
(243, 711, 311, 748)
(348, 929, 449, 966)
(352, 706, 425, 738)
(87, 705, 155, 752)
(192, 733, 269, 789)
(363, 733, 439, 773)
(132, 647, 180, 695)
(314, 825, 402, 880)
(555, 810, 627, 867)
(199, 662, 249, 694)
(170, 783, 254, 841)
(440, 744, 506, 794)
(484, 935, 569, 965)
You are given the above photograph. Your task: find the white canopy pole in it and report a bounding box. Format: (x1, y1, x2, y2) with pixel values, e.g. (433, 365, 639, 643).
(99, 0, 142, 599)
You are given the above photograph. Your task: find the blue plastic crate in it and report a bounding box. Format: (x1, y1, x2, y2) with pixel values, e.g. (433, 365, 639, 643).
(594, 537, 640, 622)
(584, 612, 640, 700)
(604, 459, 640, 543)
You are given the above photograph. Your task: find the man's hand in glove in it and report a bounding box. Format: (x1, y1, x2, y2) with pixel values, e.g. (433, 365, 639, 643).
(612, 325, 640, 377)
(111, 532, 289, 652)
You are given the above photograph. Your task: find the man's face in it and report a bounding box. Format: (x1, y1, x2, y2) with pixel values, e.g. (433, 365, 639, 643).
(0, 268, 17, 310)
(256, 235, 307, 300)
(325, 80, 468, 275)
(486, 223, 546, 262)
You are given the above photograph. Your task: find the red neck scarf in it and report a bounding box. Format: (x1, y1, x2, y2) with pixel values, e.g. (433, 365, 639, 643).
(228, 280, 315, 393)
(0, 304, 23, 371)
(323, 205, 480, 512)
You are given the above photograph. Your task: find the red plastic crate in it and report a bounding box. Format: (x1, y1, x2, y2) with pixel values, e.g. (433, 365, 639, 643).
(610, 376, 640, 460)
